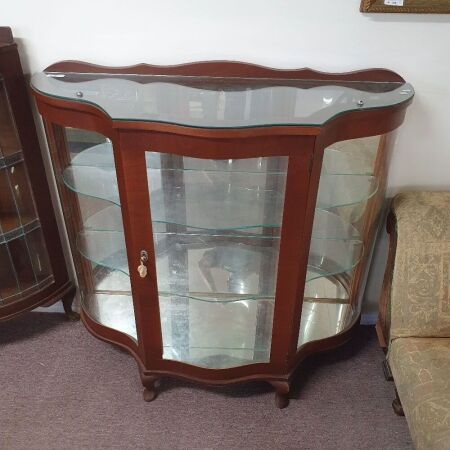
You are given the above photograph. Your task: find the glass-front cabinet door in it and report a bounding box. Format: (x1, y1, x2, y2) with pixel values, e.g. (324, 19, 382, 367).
(146, 152, 287, 368)
(0, 78, 54, 307)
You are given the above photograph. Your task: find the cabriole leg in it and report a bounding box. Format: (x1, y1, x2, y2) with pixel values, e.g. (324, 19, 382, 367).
(142, 376, 158, 402)
(269, 380, 291, 409)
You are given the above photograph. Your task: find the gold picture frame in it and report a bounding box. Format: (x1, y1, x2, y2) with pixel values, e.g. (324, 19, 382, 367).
(361, 0, 450, 13)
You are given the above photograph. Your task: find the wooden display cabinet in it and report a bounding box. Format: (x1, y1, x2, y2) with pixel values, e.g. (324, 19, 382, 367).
(31, 61, 413, 407)
(0, 27, 76, 321)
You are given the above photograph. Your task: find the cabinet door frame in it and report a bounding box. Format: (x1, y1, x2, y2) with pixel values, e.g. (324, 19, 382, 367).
(115, 128, 320, 378)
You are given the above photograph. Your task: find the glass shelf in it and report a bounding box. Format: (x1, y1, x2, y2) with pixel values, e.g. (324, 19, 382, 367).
(0, 150, 23, 169)
(0, 228, 54, 304)
(76, 229, 362, 302)
(84, 205, 360, 240)
(63, 165, 377, 230)
(70, 141, 374, 175)
(0, 216, 41, 244)
(82, 290, 354, 368)
(31, 72, 414, 128)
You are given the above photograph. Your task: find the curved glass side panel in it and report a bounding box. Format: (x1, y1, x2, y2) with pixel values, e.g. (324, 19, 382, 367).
(31, 72, 414, 128)
(298, 134, 383, 350)
(61, 127, 136, 341)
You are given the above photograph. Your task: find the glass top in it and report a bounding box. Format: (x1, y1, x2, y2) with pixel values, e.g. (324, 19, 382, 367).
(31, 72, 414, 128)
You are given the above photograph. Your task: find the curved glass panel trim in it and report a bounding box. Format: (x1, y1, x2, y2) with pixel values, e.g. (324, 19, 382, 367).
(31, 72, 414, 128)
(76, 229, 362, 302)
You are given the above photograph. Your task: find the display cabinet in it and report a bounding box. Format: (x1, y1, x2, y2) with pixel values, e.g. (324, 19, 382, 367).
(0, 27, 76, 321)
(31, 61, 413, 407)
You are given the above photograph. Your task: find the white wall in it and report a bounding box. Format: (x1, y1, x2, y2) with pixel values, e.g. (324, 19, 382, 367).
(5, 0, 450, 317)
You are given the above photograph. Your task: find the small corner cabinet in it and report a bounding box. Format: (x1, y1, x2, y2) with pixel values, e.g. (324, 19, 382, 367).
(31, 61, 413, 407)
(0, 27, 76, 321)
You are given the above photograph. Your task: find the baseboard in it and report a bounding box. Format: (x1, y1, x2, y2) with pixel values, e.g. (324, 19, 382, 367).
(360, 313, 378, 325)
(34, 303, 65, 313)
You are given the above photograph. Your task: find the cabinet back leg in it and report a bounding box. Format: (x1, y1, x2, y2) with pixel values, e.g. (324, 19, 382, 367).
(62, 287, 79, 321)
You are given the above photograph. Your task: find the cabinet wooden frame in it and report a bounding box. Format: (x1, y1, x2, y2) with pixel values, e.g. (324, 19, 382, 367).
(33, 61, 412, 406)
(0, 27, 76, 321)
(361, 0, 450, 14)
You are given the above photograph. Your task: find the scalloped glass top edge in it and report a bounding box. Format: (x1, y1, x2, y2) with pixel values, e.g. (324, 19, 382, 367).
(31, 72, 414, 128)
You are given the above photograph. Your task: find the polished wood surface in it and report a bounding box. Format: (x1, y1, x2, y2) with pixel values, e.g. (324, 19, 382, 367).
(45, 60, 406, 83)
(34, 60, 412, 406)
(376, 209, 398, 350)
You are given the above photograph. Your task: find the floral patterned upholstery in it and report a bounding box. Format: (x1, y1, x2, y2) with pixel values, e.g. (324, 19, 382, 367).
(388, 338, 450, 450)
(387, 192, 450, 449)
(390, 192, 450, 339)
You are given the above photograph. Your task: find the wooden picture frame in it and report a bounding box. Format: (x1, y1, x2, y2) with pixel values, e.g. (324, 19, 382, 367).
(361, 0, 450, 13)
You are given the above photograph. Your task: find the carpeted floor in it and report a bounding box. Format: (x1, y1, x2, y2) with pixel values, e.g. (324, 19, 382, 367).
(0, 313, 412, 450)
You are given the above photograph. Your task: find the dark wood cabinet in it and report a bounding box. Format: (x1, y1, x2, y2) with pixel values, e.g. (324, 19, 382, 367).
(0, 27, 76, 321)
(32, 60, 413, 407)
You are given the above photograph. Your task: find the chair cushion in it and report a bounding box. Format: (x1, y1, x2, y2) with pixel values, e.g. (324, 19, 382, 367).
(390, 191, 450, 339)
(389, 337, 450, 450)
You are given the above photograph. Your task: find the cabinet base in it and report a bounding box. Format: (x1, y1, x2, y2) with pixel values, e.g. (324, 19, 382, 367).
(0, 281, 77, 322)
(80, 305, 360, 408)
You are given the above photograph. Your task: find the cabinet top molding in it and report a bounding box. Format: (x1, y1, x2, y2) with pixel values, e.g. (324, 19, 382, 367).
(31, 61, 414, 131)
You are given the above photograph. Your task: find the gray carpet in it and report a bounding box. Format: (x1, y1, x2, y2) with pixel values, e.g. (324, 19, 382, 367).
(0, 313, 412, 450)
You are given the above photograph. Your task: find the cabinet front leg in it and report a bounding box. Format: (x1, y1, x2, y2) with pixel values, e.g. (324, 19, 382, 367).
(142, 375, 158, 402)
(62, 286, 79, 321)
(269, 380, 291, 409)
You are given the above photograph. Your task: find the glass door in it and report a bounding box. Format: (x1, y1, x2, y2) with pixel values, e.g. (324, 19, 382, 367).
(0, 79, 53, 306)
(146, 152, 288, 369)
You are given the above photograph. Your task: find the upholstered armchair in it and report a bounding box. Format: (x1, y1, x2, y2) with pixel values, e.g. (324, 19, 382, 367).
(377, 191, 450, 450)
